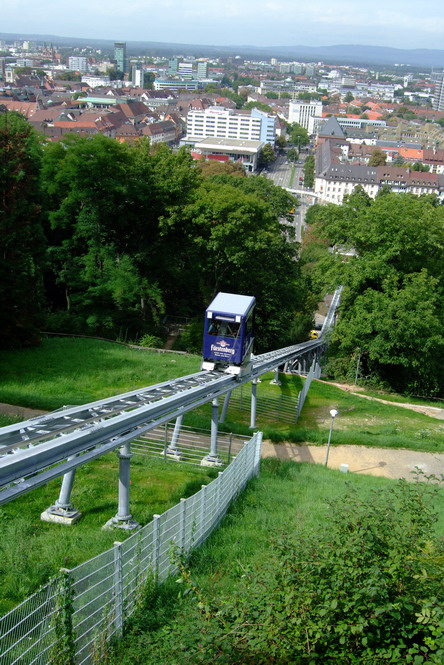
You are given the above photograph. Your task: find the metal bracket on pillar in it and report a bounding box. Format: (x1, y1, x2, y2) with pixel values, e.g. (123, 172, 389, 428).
(41, 457, 82, 525)
(104, 442, 140, 531)
(165, 415, 184, 461)
(270, 367, 282, 386)
(220, 391, 231, 424)
(201, 398, 224, 467)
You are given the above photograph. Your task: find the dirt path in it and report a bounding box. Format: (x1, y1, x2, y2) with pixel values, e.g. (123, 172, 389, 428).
(324, 381, 444, 420)
(261, 442, 444, 481)
(0, 403, 47, 419)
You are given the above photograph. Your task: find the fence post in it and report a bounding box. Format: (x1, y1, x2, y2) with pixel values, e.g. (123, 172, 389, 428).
(180, 498, 187, 551)
(113, 542, 123, 637)
(200, 484, 207, 544)
(53, 568, 75, 665)
(254, 431, 263, 477)
(250, 380, 258, 429)
(216, 471, 223, 523)
(227, 433, 233, 465)
(152, 514, 160, 581)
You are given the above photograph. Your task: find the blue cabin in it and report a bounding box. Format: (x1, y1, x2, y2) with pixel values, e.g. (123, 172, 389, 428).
(202, 292, 255, 376)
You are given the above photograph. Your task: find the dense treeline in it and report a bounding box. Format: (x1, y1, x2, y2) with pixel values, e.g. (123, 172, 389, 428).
(1, 111, 314, 353)
(303, 187, 444, 396)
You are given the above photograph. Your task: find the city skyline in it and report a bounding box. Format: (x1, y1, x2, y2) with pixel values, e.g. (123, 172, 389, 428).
(3, 0, 444, 52)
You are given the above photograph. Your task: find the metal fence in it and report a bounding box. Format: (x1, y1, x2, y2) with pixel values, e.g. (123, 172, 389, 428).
(228, 384, 298, 424)
(132, 423, 249, 466)
(295, 358, 321, 421)
(0, 431, 262, 665)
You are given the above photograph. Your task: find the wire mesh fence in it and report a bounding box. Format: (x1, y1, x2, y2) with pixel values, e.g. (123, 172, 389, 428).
(131, 423, 249, 465)
(0, 431, 262, 665)
(227, 384, 298, 424)
(295, 359, 321, 421)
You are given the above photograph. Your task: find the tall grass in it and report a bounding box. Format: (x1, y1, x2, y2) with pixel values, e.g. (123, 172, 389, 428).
(109, 460, 444, 665)
(0, 454, 217, 615)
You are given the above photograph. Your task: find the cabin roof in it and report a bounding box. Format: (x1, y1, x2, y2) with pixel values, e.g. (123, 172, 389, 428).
(206, 292, 255, 317)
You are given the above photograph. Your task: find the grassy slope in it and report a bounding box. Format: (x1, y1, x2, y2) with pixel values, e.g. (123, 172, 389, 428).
(1, 338, 443, 613)
(0, 338, 443, 452)
(0, 337, 201, 410)
(110, 460, 444, 665)
(0, 455, 217, 615)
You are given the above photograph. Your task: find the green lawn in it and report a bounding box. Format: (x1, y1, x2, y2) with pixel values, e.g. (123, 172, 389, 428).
(0, 337, 201, 411)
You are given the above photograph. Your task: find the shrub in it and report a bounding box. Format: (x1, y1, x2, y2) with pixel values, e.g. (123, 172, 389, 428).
(179, 472, 444, 664)
(137, 334, 163, 348)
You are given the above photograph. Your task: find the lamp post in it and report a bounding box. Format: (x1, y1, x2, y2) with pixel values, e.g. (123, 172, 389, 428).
(324, 408, 338, 467)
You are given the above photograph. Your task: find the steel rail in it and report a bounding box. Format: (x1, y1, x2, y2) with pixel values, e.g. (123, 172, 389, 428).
(0, 288, 342, 503)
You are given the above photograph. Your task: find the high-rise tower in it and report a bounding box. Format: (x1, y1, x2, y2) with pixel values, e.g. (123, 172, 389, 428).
(433, 74, 444, 111)
(114, 42, 127, 74)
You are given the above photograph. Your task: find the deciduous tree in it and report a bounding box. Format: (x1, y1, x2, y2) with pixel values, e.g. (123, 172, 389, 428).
(0, 112, 46, 347)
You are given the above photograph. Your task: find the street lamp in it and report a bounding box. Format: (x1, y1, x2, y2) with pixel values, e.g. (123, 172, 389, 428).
(324, 408, 338, 467)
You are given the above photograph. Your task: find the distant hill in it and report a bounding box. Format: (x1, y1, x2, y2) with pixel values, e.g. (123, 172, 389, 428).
(1, 32, 444, 69)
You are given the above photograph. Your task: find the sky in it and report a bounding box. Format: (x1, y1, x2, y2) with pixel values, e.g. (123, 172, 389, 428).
(3, 0, 444, 51)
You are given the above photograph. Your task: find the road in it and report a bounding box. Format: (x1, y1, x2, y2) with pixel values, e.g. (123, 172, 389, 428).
(263, 152, 311, 242)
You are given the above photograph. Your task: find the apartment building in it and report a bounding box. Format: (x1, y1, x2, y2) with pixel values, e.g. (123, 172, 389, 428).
(186, 106, 276, 144)
(315, 136, 444, 204)
(68, 56, 88, 73)
(433, 74, 444, 111)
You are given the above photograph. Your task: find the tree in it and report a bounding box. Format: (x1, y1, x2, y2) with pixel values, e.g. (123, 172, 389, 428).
(199, 161, 245, 178)
(412, 161, 430, 172)
(143, 72, 155, 89)
(303, 155, 315, 188)
(307, 190, 444, 394)
(258, 143, 276, 166)
(166, 177, 314, 350)
(56, 71, 81, 81)
(287, 148, 299, 163)
(0, 112, 46, 347)
(288, 122, 309, 149)
(180, 475, 444, 664)
(368, 148, 387, 166)
(243, 101, 273, 113)
(41, 137, 201, 333)
(344, 91, 354, 102)
(275, 135, 286, 151)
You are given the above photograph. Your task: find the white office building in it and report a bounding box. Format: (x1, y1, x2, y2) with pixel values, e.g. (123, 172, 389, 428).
(186, 106, 276, 144)
(178, 62, 193, 79)
(197, 61, 208, 79)
(288, 100, 323, 132)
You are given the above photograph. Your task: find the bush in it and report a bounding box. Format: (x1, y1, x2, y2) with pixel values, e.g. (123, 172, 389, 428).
(137, 333, 163, 348)
(173, 320, 203, 354)
(179, 473, 444, 664)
